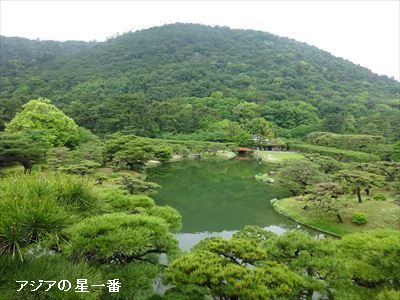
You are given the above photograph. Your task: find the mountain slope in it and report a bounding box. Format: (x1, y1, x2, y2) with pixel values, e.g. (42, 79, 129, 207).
(0, 23, 398, 135)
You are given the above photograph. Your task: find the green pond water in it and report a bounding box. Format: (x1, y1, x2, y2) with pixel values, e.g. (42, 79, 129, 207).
(147, 159, 315, 250)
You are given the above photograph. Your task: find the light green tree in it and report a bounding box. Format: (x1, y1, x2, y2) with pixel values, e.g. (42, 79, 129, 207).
(6, 98, 79, 147)
(245, 117, 274, 139)
(165, 236, 306, 299)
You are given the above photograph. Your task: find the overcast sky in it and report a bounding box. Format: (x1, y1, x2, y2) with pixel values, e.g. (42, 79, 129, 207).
(1, 0, 399, 80)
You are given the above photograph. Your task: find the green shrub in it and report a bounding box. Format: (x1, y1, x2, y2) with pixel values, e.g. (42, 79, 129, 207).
(154, 146, 173, 162)
(99, 263, 159, 299)
(0, 255, 101, 299)
(145, 206, 182, 232)
(106, 190, 156, 210)
(0, 172, 97, 211)
(0, 172, 99, 259)
(0, 193, 71, 259)
(352, 213, 368, 225)
(373, 193, 387, 201)
(54, 175, 97, 210)
(65, 212, 178, 263)
(58, 160, 101, 175)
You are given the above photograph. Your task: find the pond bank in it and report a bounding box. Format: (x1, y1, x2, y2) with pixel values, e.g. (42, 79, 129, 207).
(272, 196, 400, 236)
(271, 199, 341, 237)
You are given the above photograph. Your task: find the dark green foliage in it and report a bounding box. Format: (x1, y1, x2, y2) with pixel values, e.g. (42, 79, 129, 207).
(304, 153, 343, 174)
(0, 131, 48, 172)
(0, 255, 102, 300)
(244, 117, 274, 138)
(47, 143, 102, 175)
(105, 135, 157, 170)
(99, 263, 160, 300)
(165, 236, 306, 299)
(334, 170, 385, 203)
(275, 160, 326, 196)
(58, 160, 101, 175)
(373, 193, 386, 201)
(1, 24, 398, 138)
(119, 175, 160, 195)
(307, 182, 345, 222)
(166, 227, 400, 299)
(289, 141, 380, 162)
(153, 146, 173, 162)
(260, 100, 321, 129)
(392, 141, 400, 161)
(306, 132, 393, 159)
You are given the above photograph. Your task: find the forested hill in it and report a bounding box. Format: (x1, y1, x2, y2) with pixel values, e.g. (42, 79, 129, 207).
(0, 23, 399, 137)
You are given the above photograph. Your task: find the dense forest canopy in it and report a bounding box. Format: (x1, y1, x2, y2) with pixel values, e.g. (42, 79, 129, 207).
(0, 23, 399, 139)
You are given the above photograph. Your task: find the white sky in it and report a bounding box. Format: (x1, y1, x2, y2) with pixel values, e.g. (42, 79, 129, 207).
(1, 0, 399, 80)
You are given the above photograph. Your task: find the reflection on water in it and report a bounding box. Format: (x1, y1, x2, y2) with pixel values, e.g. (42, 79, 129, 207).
(147, 159, 319, 249)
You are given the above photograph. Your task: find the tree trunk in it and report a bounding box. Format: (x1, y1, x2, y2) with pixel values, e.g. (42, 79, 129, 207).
(336, 214, 343, 223)
(22, 160, 32, 174)
(365, 188, 370, 196)
(356, 187, 362, 203)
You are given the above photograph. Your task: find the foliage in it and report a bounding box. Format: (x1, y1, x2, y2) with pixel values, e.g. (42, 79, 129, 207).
(153, 146, 173, 162)
(0, 174, 75, 260)
(58, 160, 101, 175)
(260, 100, 321, 129)
(99, 262, 160, 299)
(65, 212, 179, 264)
(244, 117, 274, 139)
(352, 213, 368, 225)
(375, 161, 400, 181)
(104, 189, 156, 210)
(0, 255, 102, 299)
(166, 227, 400, 299)
(334, 170, 385, 203)
(304, 153, 343, 174)
(373, 193, 386, 201)
(336, 229, 400, 292)
(1, 24, 398, 139)
(392, 141, 400, 161)
(165, 235, 306, 299)
(307, 132, 384, 152)
(119, 175, 160, 195)
(0, 131, 48, 172)
(5, 98, 79, 147)
(275, 160, 326, 195)
(0, 172, 97, 212)
(289, 141, 380, 162)
(307, 182, 345, 222)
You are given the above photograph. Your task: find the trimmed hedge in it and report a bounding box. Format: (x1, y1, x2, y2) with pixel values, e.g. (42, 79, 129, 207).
(306, 132, 393, 160)
(288, 141, 380, 162)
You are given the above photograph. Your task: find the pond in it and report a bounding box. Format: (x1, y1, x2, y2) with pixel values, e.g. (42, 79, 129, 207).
(147, 159, 313, 250)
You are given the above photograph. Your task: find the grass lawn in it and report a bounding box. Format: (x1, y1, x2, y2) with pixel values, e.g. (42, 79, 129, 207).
(254, 150, 304, 163)
(273, 192, 400, 236)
